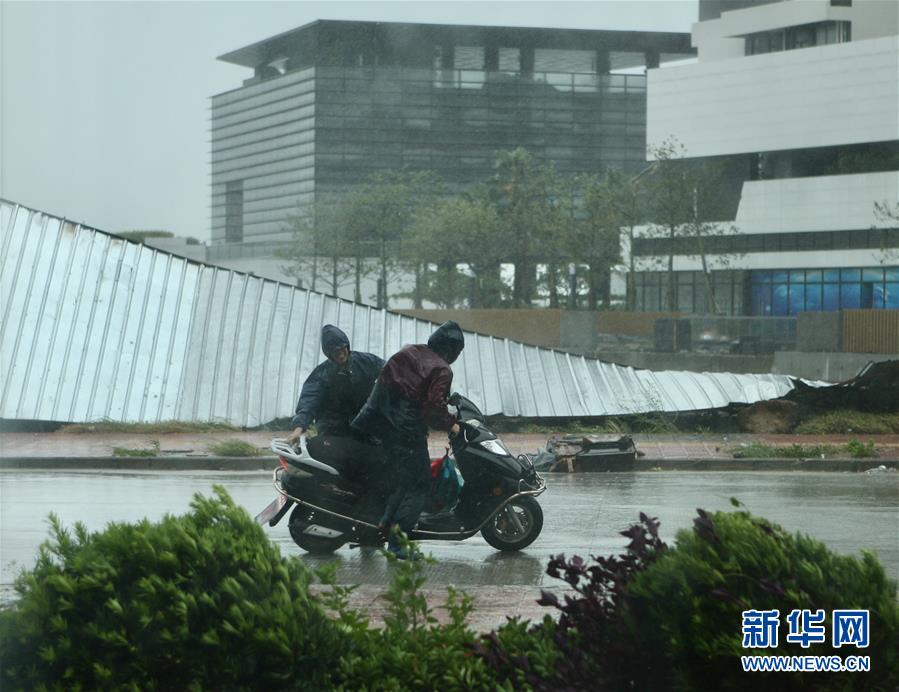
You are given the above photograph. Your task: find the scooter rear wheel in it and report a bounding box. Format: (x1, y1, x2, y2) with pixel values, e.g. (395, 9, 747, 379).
(288, 506, 346, 554)
(480, 496, 543, 551)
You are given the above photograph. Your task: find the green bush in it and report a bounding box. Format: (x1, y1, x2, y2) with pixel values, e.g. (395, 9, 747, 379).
(0, 487, 347, 691)
(847, 438, 878, 458)
(9, 493, 893, 691)
(0, 506, 556, 691)
(481, 508, 898, 691)
(624, 508, 899, 690)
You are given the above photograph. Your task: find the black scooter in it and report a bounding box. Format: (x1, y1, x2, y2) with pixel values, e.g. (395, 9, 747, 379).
(255, 393, 546, 554)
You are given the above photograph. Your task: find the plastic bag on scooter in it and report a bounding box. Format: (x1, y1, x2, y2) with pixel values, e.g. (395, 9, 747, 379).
(428, 454, 464, 513)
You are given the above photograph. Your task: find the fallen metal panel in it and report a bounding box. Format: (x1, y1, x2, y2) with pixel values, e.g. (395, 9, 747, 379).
(0, 199, 813, 426)
(784, 359, 899, 411)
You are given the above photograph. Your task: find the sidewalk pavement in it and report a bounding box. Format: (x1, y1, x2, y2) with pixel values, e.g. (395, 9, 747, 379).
(1, 431, 897, 469)
(312, 584, 563, 633)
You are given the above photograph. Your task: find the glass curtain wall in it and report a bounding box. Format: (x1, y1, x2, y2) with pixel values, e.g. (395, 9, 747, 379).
(633, 267, 899, 315)
(312, 65, 647, 195)
(750, 267, 899, 315)
(634, 270, 746, 315)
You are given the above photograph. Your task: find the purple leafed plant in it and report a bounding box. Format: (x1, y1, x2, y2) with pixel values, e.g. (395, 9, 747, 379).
(475, 512, 669, 691)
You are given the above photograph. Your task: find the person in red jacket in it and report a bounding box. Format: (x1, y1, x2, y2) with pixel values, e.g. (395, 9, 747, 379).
(352, 320, 464, 559)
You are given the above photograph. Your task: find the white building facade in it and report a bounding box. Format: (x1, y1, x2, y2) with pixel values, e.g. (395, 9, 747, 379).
(636, 0, 898, 315)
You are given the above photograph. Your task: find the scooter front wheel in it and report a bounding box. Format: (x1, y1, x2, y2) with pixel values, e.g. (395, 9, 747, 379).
(480, 496, 543, 551)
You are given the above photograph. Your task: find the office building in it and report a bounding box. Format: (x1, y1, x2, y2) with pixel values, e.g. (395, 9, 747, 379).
(633, 0, 898, 315)
(210, 20, 693, 270)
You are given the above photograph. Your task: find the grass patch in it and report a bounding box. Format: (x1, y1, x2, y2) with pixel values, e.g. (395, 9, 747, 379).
(113, 440, 160, 457)
(732, 442, 839, 459)
(112, 448, 157, 457)
(796, 410, 899, 435)
(732, 441, 879, 459)
(60, 420, 239, 434)
(207, 439, 262, 457)
(847, 439, 878, 458)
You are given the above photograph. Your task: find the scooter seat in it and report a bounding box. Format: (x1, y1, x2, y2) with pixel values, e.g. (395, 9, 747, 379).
(306, 435, 385, 480)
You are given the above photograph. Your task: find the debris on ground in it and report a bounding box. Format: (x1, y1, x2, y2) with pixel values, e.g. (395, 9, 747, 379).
(737, 400, 801, 434)
(865, 465, 897, 474)
(785, 359, 899, 413)
(539, 434, 638, 472)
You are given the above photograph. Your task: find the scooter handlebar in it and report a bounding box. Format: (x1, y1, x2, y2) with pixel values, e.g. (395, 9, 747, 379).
(451, 420, 476, 446)
(271, 436, 339, 476)
(271, 435, 308, 458)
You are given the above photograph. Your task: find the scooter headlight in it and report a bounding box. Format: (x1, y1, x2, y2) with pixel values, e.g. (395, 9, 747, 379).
(480, 439, 511, 456)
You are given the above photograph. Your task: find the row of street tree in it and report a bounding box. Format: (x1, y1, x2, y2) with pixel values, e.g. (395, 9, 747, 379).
(278, 140, 736, 310)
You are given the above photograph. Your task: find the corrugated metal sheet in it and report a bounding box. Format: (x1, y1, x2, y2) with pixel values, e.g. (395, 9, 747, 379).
(1, 200, 809, 426)
(843, 310, 899, 354)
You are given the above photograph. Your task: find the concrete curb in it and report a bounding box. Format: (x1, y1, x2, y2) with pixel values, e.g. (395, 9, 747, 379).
(1, 457, 897, 472)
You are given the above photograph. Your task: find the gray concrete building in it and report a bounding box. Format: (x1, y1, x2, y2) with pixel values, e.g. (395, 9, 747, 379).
(210, 20, 693, 271)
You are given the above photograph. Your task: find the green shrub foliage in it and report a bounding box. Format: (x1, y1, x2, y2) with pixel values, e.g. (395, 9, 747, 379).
(796, 410, 899, 435)
(480, 507, 899, 691)
(4, 497, 896, 691)
(0, 487, 346, 691)
(846, 438, 878, 458)
(625, 507, 899, 691)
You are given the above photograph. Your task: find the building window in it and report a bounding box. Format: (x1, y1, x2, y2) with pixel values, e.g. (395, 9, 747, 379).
(225, 180, 243, 243)
(750, 267, 899, 315)
(787, 26, 816, 50)
(632, 227, 899, 257)
(534, 48, 595, 73)
(746, 30, 784, 55)
(498, 47, 520, 75)
(633, 270, 745, 315)
(635, 267, 899, 315)
(745, 21, 850, 56)
(454, 46, 485, 70)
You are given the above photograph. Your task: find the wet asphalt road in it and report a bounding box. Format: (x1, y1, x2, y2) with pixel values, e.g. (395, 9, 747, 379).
(1, 469, 897, 599)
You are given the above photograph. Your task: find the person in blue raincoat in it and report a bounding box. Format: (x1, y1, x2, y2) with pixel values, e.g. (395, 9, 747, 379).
(287, 325, 384, 443)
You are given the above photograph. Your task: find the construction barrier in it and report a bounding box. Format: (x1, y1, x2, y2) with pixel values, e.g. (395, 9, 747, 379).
(842, 310, 899, 354)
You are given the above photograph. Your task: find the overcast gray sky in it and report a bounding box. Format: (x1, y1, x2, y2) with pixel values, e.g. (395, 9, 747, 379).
(1, 1, 697, 240)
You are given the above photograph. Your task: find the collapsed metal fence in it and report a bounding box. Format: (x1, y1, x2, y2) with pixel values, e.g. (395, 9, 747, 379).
(1, 200, 807, 427)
